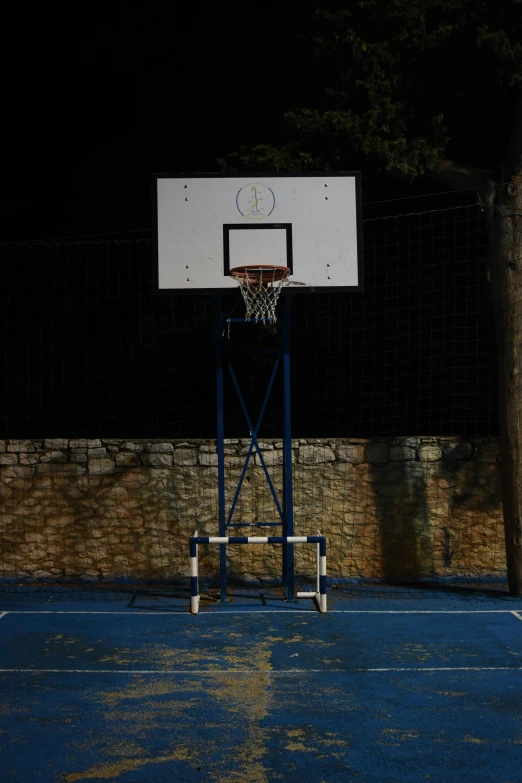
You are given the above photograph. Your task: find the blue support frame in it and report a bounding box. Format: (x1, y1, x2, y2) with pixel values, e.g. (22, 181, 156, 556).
(282, 293, 294, 598)
(215, 296, 228, 601)
(214, 293, 296, 602)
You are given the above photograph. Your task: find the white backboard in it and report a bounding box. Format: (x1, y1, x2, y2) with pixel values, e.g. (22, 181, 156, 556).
(153, 172, 363, 293)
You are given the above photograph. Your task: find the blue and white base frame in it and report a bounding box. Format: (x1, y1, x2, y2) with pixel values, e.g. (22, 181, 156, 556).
(190, 533, 327, 614)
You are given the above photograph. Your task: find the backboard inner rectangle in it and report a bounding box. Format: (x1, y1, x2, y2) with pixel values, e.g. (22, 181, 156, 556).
(224, 225, 292, 276)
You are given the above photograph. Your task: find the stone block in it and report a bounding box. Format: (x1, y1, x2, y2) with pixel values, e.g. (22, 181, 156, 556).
(241, 442, 274, 455)
(0, 484, 12, 499)
(199, 452, 219, 466)
(143, 453, 174, 467)
(0, 441, 6, 453)
(371, 482, 398, 497)
(7, 440, 35, 453)
(384, 469, 402, 483)
(0, 453, 18, 465)
(418, 446, 442, 462)
(443, 442, 473, 462)
(435, 476, 458, 490)
(254, 450, 284, 467)
(38, 462, 87, 476)
(40, 450, 67, 463)
(70, 449, 88, 463)
(337, 444, 365, 464)
(147, 442, 174, 453)
(389, 446, 415, 461)
(44, 438, 68, 449)
(88, 459, 115, 475)
(25, 532, 45, 543)
(298, 445, 336, 464)
(19, 453, 39, 466)
(477, 442, 500, 463)
(121, 441, 144, 453)
(223, 455, 243, 468)
(69, 439, 102, 448)
(2, 465, 35, 478)
(366, 444, 388, 464)
(88, 447, 107, 458)
(172, 449, 197, 466)
(115, 452, 139, 467)
(47, 515, 74, 528)
(390, 437, 420, 448)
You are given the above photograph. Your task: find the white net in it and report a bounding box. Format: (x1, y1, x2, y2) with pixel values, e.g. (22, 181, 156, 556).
(230, 266, 291, 323)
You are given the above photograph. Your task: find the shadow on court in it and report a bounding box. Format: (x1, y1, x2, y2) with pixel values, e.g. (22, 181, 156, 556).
(1, 586, 522, 782)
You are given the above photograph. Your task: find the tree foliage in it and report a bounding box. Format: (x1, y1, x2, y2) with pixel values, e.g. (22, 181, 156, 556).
(220, 0, 522, 178)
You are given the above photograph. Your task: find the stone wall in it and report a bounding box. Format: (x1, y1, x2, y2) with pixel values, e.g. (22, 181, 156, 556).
(0, 436, 505, 584)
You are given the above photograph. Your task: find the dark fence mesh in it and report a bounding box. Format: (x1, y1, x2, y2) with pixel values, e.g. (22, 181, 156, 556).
(0, 204, 496, 438)
(0, 203, 506, 600)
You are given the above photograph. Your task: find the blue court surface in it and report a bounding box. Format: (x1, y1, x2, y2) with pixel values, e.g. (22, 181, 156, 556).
(1, 586, 522, 782)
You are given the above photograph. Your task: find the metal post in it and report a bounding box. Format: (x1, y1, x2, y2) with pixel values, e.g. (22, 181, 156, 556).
(282, 293, 295, 601)
(190, 532, 200, 614)
(319, 536, 327, 613)
(215, 295, 228, 602)
(282, 345, 287, 589)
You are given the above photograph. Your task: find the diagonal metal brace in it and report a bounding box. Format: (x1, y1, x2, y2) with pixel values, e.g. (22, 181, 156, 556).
(226, 359, 284, 525)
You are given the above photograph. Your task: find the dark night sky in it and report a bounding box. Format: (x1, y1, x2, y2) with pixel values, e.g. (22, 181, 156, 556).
(2, 6, 311, 241)
(0, 4, 504, 439)
(1, 4, 517, 242)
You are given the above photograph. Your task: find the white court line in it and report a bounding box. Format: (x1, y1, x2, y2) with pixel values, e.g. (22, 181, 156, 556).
(512, 611, 522, 621)
(1, 609, 522, 615)
(0, 612, 7, 621)
(0, 666, 521, 675)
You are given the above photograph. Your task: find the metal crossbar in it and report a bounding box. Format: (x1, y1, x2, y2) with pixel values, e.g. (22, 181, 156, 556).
(190, 534, 327, 614)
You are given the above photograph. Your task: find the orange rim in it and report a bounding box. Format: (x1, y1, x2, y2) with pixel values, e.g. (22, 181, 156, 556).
(230, 265, 290, 285)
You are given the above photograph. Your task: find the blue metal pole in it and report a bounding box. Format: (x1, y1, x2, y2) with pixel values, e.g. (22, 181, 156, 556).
(215, 295, 228, 602)
(282, 343, 288, 589)
(282, 293, 295, 601)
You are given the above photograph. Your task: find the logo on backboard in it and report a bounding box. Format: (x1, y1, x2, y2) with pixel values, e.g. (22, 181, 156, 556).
(236, 183, 276, 220)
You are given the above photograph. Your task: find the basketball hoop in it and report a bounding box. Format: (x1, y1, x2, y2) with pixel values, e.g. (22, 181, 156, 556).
(230, 265, 291, 323)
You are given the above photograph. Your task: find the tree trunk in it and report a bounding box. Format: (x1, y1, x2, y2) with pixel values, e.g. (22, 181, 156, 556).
(490, 99, 522, 593)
